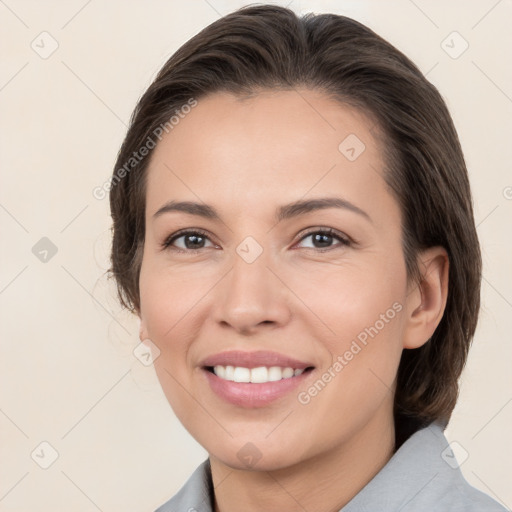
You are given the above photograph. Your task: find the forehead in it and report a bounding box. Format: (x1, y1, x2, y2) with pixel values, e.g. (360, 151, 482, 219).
(145, 89, 395, 227)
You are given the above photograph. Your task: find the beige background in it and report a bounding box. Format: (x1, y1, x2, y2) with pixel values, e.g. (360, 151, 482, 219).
(1, 0, 511, 510)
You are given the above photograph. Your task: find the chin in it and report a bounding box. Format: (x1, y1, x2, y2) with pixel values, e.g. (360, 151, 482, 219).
(201, 429, 311, 473)
(211, 447, 303, 473)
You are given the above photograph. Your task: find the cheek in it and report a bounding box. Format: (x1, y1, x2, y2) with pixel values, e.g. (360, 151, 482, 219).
(292, 269, 405, 446)
(140, 266, 205, 417)
(286, 252, 406, 335)
(139, 262, 220, 409)
(287, 255, 406, 390)
(139, 262, 213, 341)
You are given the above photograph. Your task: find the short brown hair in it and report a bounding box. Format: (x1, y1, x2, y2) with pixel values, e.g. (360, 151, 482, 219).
(109, 5, 481, 445)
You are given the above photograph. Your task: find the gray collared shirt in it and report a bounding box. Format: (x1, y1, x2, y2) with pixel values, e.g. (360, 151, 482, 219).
(155, 422, 508, 511)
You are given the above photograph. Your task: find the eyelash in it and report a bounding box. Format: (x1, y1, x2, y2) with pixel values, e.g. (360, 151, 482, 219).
(161, 227, 352, 254)
(161, 229, 211, 253)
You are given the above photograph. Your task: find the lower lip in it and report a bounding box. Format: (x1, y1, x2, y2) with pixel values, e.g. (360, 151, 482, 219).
(203, 368, 312, 408)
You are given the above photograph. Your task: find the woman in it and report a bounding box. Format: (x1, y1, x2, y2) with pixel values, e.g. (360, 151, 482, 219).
(108, 5, 506, 511)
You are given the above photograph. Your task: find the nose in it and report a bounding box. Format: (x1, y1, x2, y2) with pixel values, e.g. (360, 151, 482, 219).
(212, 248, 292, 335)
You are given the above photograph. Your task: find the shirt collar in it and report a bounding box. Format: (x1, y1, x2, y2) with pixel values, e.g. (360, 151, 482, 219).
(341, 421, 456, 511)
(155, 422, 494, 512)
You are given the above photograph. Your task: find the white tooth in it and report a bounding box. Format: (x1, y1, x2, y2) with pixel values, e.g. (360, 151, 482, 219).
(233, 366, 251, 383)
(225, 365, 235, 381)
(215, 365, 302, 382)
(268, 366, 283, 381)
(214, 365, 226, 379)
(250, 366, 269, 383)
(282, 367, 294, 379)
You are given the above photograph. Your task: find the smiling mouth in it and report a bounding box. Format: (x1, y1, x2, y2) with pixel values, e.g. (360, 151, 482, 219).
(205, 365, 315, 384)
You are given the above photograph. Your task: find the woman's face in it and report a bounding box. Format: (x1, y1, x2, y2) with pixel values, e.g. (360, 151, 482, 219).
(139, 89, 415, 470)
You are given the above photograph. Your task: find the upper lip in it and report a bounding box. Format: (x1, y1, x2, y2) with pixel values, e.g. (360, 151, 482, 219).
(200, 350, 314, 370)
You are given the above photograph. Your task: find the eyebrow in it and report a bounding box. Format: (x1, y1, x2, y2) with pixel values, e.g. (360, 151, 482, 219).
(152, 197, 372, 224)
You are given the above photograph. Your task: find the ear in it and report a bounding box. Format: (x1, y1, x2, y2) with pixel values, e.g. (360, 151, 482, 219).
(402, 246, 449, 349)
(138, 311, 149, 342)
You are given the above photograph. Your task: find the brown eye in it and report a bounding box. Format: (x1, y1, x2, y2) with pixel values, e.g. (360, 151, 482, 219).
(296, 229, 350, 251)
(182, 233, 207, 249)
(311, 232, 334, 248)
(162, 229, 215, 252)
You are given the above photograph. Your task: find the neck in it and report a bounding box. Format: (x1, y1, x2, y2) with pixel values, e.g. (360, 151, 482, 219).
(210, 409, 395, 512)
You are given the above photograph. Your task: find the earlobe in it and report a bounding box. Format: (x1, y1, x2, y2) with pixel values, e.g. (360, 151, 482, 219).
(402, 247, 449, 349)
(138, 314, 149, 342)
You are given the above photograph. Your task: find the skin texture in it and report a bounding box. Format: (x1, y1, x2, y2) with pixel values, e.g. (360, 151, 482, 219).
(138, 89, 449, 512)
